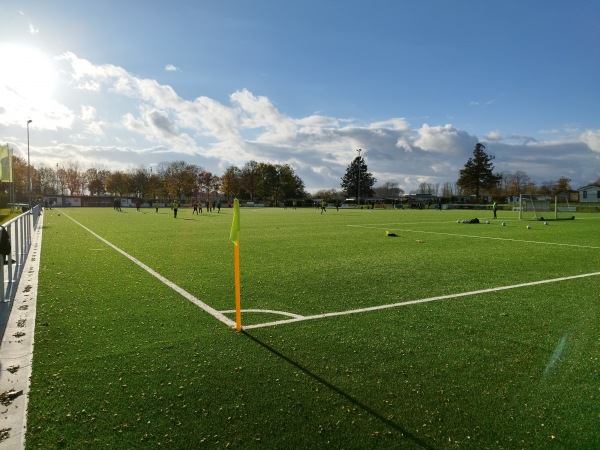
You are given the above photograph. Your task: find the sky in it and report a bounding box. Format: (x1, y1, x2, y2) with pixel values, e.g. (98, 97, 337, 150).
(1, 0, 599, 194)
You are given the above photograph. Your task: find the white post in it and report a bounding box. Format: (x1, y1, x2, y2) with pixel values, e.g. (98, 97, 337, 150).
(519, 194, 523, 220)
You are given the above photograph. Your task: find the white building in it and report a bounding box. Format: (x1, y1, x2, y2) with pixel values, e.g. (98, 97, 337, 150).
(578, 185, 600, 203)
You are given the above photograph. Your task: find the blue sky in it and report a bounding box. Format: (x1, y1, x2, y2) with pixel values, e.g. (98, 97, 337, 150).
(1, 0, 599, 193)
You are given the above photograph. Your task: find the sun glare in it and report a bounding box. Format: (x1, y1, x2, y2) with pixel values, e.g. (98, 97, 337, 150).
(0, 43, 57, 105)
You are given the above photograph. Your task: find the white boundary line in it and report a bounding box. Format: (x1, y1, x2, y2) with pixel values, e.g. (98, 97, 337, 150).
(348, 224, 600, 249)
(61, 211, 237, 329)
(242, 271, 600, 329)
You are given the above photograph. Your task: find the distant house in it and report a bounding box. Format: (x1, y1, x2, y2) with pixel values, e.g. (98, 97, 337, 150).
(556, 190, 579, 203)
(578, 185, 600, 203)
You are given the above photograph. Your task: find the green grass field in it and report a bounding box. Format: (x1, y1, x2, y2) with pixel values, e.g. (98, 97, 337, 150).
(26, 206, 600, 448)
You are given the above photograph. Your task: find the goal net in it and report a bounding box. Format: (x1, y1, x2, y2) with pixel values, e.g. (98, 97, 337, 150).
(519, 194, 575, 221)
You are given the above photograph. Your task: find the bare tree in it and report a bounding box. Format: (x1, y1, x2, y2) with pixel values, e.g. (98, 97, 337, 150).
(442, 182, 454, 198)
(63, 161, 84, 195)
(373, 181, 404, 198)
(553, 177, 572, 194)
(501, 170, 532, 197)
(38, 165, 57, 196)
(524, 181, 537, 194)
(417, 182, 437, 195)
(313, 188, 342, 200)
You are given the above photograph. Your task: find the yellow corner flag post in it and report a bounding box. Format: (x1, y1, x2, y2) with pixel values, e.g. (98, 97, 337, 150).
(0, 144, 12, 183)
(229, 198, 242, 331)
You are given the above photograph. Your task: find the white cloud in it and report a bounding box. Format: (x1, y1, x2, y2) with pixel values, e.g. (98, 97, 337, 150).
(165, 64, 178, 72)
(395, 139, 412, 152)
(414, 123, 477, 153)
(231, 89, 297, 143)
(368, 118, 410, 132)
(297, 115, 339, 128)
(485, 130, 502, 141)
(81, 105, 96, 121)
(86, 121, 106, 136)
(580, 129, 600, 153)
(4, 51, 597, 193)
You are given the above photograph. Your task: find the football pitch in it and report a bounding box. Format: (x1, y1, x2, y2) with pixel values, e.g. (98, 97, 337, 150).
(26, 206, 600, 448)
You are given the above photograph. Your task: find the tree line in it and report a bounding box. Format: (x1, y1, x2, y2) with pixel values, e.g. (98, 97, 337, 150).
(2, 144, 597, 208)
(315, 143, 592, 204)
(1, 156, 306, 206)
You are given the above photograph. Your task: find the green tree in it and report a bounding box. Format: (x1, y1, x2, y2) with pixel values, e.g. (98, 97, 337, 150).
(162, 161, 196, 199)
(457, 143, 501, 201)
(85, 168, 108, 196)
(148, 172, 164, 202)
(277, 164, 305, 200)
(340, 154, 376, 202)
(198, 170, 214, 201)
(256, 163, 304, 205)
(256, 162, 277, 202)
(128, 166, 152, 199)
(105, 171, 131, 197)
(220, 166, 241, 199)
(87, 178, 105, 196)
(240, 160, 260, 201)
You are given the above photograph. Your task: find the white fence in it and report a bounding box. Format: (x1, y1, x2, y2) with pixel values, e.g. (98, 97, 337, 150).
(1, 205, 41, 303)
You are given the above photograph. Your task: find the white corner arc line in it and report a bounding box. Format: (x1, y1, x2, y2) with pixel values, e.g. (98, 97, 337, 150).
(220, 309, 305, 319)
(61, 211, 236, 329)
(242, 271, 600, 330)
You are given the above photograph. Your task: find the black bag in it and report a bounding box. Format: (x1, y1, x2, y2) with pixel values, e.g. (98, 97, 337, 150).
(0, 226, 11, 256)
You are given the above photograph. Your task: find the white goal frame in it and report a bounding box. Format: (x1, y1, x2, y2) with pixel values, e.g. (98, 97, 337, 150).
(519, 194, 575, 221)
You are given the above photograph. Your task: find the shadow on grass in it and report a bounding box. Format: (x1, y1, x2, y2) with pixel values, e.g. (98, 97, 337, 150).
(243, 331, 434, 449)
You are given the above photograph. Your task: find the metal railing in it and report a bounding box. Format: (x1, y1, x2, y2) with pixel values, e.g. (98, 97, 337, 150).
(1, 204, 41, 303)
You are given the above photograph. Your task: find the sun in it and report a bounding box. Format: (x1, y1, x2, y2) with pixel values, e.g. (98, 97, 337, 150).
(0, 43, 57, 106)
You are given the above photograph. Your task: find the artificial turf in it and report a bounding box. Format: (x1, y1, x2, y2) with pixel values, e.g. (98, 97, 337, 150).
(25, 206, 600, 448)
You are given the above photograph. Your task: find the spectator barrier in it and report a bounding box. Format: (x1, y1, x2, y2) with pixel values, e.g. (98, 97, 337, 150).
(1, 204, 41, 303)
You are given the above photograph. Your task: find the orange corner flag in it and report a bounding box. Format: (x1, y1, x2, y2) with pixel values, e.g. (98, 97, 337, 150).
(230, 198, 240, 245)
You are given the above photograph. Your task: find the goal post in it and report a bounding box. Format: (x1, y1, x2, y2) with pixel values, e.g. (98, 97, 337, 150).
(519, 194, 575, 221)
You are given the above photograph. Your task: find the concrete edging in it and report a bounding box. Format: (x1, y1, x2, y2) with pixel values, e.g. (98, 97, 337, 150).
(0, 214, 44, 449)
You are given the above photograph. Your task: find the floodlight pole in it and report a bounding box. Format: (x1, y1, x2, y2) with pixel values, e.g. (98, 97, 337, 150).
(27, 119, 32, 209)
(356, 148, 362, 207)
